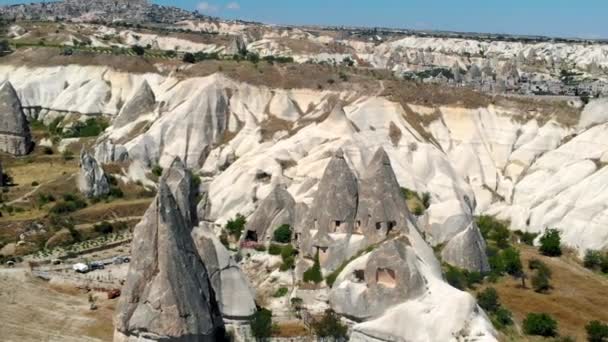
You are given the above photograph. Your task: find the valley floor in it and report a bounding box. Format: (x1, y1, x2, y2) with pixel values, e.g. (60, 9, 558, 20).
(0, 268, 115, 342)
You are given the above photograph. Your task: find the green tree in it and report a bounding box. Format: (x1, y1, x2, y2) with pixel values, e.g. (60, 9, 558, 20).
(312, 309, 348, 340)
(584, 250, 603, 270)
(182, 52, 196, 63)
(523, 313, 558, 337)
(539, 229, 562, 257)
(225, 214, 247, 239)
(502, 247, 522, 276)
(131, 45, 145, 56)
(303, 251, 323, 284)
(273, 224, 292, 243)
(477, 287, 500, 313)
(586, 320, 608, 342)
(250, 308, 273, 339)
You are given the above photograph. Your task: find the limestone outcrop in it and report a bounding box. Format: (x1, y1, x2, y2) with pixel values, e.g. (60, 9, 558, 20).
(114, 182, 225, 342)
(113, 80, 156, 128)
(441, 224, 490, 273)
(0, 81, 32, 156)
(243, 185, 295, 242)
(192, 224, 256, 320)
(78, 150, 110, 198)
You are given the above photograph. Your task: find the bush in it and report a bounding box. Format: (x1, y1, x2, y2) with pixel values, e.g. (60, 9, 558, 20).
(477, 215, 511, 249)
(279, 244, 296, 271)
(50, 194, 87, 214)
(532, 270, 551, 293)
(539, 229, 562, 257)
(502, 248, 523, 276)
(445, 266, 467, 290)
(586, 320, 608, 342)
(254, 244, 267, 252)
(62, 118, 108, 138)
(584, 250, 603, 270)
(268, 244, 282, 255)
(250, 308, 273, 339)
(182, 52, 195, 63)
(312, 309, 348, 340)
(273, 224, 292, 243)
(523, 313, 558, 337)
(225, 214, 246, 240)
(517, 230, 538, 246)
(151, 165, 163, 177)
(131, 45, 145, 56)
(43, 146, 54, 155)
(94, 221, 114, 234)
(303, 251, 323, 284)
(273, 287, 288, 297)
(494, 307, 514, 328)
(477, 287, 500, 313)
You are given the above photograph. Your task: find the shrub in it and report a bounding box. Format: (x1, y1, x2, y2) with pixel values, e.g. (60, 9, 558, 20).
(532, 270, 551, 293)
(273, 287, 288, 297)
(273, 224, 292, 243)
(494, 307, 514, 328)
(268, 244, 282, 255)
(250, 308, 273, 339)
(31, 181, 39, 187)
(43, 146, 54, 155)
(131, 45, 145, 56)
(303, 251, 323, 284)
(94, 221, 114, 234)
(151, 165, 163, 177)
(421, 192, 431, 209)
(477, 215, 511, 249)
(62, 118, 108, 138)
(477, 287, 499, 313)
(50, 194, 87, 214)
(584, 250, 603, 270)
(225, 214, 246, 239)
(445, 265, 466, 290)
(539, 229, 562, 257)
(523, 313, 558, 337)
(182, 52, 195, 63)
(519, 231, 538, 246)
(312, 309, 348, 340)
(254, 244, 267, 252)
(279, 244, 296, 271)
(502, 247, 523, 276)
(586, 320, 608, 342)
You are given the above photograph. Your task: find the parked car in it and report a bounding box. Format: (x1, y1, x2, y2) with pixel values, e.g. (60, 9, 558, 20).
(89, 261, 105, 270)
(112, 256, 130, 265)
(73, 263, 89, 273)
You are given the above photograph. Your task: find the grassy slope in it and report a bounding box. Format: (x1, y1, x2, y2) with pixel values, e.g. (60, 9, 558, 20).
(485, 245, 608, 341)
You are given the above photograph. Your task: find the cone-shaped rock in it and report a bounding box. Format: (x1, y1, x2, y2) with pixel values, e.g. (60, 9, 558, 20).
(161, 157, 197, 228)
(243, 185, 295, 242)
(192, 224, 256, 320)
(356, 148, 412, 242)
(114, 182, 225, 342)
(0, 81, 32, 156)
(114, 80, 156, 128)
(78, 150, 110, 198)
(441, 224, 490, 273)
(305, 149, 358, 235)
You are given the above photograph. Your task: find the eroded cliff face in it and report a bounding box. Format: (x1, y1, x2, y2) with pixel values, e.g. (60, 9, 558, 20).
(1, 63, 603, 257)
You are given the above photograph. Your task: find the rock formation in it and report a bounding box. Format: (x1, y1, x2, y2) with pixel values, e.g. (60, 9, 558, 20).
(113, 80, 156, 128)
(243, 185, 295, 242)
(161, 157, 198, 228)
(78, 150, 110, 198)
(303, 149, 359, 236)
(0, 81, 32, 156)
(192, 224, 257, 320)
(441, 224, 490, 273)
(94, 140, 129, 163)
(356, 148, 414, 242)
(330, 236, 426, 320)
(114, 182, 225, 342)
